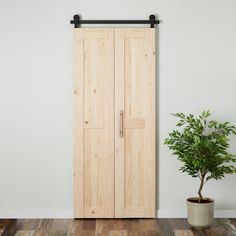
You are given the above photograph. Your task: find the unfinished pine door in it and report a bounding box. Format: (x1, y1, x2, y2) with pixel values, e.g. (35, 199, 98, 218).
(74, 28, 155, 218)
(115, 29, 155, 218)
(74, 29, 115, 218)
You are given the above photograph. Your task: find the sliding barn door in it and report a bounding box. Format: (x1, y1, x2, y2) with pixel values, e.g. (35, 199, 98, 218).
(74, 28, 155, 218)
(115, 29, 156, 218)
(74, 29, 115, 218)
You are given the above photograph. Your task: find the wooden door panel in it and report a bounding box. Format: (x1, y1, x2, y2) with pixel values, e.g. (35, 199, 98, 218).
(74, 28, 155, 218)
(125, 129, 145, 208)
(124, 118, 145, 129)
(115, 28, 155, 218)
(74, 29, 114, 218)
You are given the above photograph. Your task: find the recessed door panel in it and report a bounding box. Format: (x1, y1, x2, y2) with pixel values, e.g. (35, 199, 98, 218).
(74, 28, 155, 218)
(74, 29, 114, 218)
(115, 28, 155, 218)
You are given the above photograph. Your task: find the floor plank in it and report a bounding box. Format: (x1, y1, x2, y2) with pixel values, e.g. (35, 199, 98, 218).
(78, 230, 95, 236)
(171, 219, 192, 231)
(204, 219, 227, 236)
(124, 219, 141, 236)
(1, 219, 18, 236)
(204, 227, 226, 236)
(16, 219, 42, 230)
(95, 219, 110, 235)
(157, 219, 175, 236)
(0, 218, 234, 236)
(83, 220, 96, 230)
(107, 220, 126, 230)
(174, 230, 195, 236)
(191, 228, 207, 236)
(15, 230, 36, 236)
(108, 230, 128, 236)
(34, 230, 48, 236)
(0, 219, 11, 232)
(139, 219, 160, 236)
(230, 218, 236, 227)
(68, 219, 83, 234)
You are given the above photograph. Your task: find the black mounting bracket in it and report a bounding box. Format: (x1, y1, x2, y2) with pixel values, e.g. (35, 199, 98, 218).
(70, 15, 160, 28)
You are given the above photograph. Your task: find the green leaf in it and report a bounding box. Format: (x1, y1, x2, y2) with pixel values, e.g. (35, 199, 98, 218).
(164, 110, 236, 197)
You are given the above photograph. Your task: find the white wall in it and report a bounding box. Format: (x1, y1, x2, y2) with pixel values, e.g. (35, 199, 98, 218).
(0, 0, 236, 218)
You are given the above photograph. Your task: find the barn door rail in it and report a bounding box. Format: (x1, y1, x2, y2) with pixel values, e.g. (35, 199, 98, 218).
(70, 15, 160, 28)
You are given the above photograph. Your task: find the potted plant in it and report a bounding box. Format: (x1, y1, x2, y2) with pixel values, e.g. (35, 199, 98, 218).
(164, 111, 236, 228)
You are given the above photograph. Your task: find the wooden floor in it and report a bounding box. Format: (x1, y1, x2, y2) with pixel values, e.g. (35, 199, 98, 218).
(0, 218, 235, 236)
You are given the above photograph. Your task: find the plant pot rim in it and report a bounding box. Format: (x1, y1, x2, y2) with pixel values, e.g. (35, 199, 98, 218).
(187, 197, 214, 204)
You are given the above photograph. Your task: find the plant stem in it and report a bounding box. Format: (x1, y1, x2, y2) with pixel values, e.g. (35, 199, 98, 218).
(198, 172, 206, 202)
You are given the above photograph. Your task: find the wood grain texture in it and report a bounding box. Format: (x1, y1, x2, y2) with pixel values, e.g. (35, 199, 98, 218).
(74, 28, 155, 218)
(139, 219, 160, 236)
(74, 29, 84, 218)
(109, 230, 128, 236)
(15, 230, 36, 236)
(1, 219, 17, 236)
(231, 219, 236, 226)
(74, 29, 115, 218)
(0, 219, 234, 236)
(115, 29, 125, 218)
(115, 28, 156, 218)
(158, 219, 176, 236)
(174, 230, 195, 236)
(171, 218, 192, 230)
(0, 219, 11, 233)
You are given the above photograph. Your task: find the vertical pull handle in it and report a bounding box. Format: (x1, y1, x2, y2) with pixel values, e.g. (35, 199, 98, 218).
(120, 110, 124, 138)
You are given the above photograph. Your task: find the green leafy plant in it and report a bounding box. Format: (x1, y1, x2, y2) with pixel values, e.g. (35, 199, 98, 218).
(164, 110, 236, 202)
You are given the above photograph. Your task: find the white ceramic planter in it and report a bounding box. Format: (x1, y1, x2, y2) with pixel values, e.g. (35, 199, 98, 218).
(187, 197, 214, 228)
